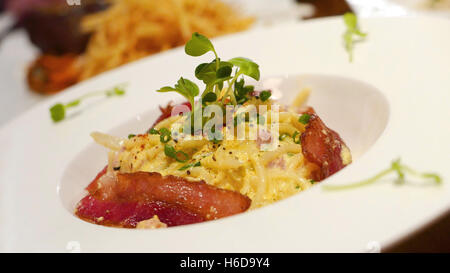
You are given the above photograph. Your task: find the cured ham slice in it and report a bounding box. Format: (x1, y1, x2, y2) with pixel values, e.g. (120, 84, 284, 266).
(88, 172, 251, 220)
(300, 107, 351, 181)
(76, 169, 251, 228)
(76, 195, 203, 228)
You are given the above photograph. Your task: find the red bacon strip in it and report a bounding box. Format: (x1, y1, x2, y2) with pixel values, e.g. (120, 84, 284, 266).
(76, 169, 251, 228)
(88, 172, 251, 220)
(76, 196, 203, 228)
(300, 107, 350, 181)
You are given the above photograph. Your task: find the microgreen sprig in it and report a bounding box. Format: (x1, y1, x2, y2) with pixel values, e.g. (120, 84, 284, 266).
(49, 84, 126, 123)
(342, 12, 367, 62)
(157, 78, 199, 110)
(322, 158, 442, 191)
(157, 33, 261, 111)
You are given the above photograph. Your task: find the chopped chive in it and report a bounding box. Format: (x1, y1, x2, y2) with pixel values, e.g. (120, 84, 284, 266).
(148, 128, 159, 135)
(159, 128, 172, 143)
(178, 161, 201, 171)
(164, 144, 176, 158)
(164, 144, 190, 163)
(292, 131, 301, 144)
(279, 133, 290, 141)
(175, 151, 189, 163)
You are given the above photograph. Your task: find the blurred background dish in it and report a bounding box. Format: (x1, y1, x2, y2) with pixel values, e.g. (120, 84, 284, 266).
(3, 0, 449, 125)
(0, 0, 355, 126)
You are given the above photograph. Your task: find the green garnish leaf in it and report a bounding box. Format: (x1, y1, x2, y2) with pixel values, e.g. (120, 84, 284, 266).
(106, 86, 126, 97)
(49, 84, 127, 123)
(216, 65, 232, 78)
(322, 158, 442, 191)
(185, 32, 216, 57)
(234, 79, 254, 103)
(128, 134, 136, 139)
(195, 61, 218, 84)
(50, 103, 66, 122)
(157, 86, 177, 92)
(343, 12, 367, 62)
(298, 113, 311, 124)
(176, 77, 199, 98)
(65, 100, 80, 108)
(157, 77, 199, 108)
(203, 92, 217, 104)
(157, 33, 262, 130)
(229, 57, 260, 80)
(259, 90, 271, 102)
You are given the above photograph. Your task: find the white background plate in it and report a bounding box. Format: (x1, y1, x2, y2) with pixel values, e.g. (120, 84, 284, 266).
(0, 16, 449, 252)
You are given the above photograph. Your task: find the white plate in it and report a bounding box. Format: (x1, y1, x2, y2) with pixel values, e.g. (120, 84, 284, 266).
(1, 16, 449, 252)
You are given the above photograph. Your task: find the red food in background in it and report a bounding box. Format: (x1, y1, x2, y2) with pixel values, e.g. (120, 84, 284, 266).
(27, 54, 80, 94)
(300, 107, 350, 181)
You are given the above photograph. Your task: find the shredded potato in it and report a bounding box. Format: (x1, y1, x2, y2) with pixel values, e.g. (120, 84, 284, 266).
(79, 0, 254, 80)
